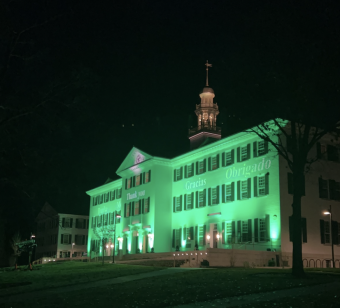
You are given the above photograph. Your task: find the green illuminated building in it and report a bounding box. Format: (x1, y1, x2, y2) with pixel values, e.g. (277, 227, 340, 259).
(87, 68, 340, 267)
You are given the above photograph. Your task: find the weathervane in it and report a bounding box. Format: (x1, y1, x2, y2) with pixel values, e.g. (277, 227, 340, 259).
(205, 60, 212, 86)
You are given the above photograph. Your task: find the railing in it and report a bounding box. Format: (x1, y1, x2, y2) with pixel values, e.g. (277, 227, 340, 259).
(188, 125, 221, 136)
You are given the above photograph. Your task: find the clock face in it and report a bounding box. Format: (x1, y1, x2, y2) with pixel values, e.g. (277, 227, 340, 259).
(135, 154, 144, 164)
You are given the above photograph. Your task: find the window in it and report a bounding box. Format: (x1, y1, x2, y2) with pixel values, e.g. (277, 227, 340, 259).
(254, 216, 270, 242)
(116, 211, 121, 223)
(93, 196, 98, 206)
(325, 221, 331, 244)
(208, 154, 219, 171)
(288, 173, 305, 196)
(254, 174, 269, 197)
(237, 144, 250, 162)
(242, 221, 248, 242)
(317, 143, 340, 162)
(110, 190, 115, 201)
(143, 170, 151, 184)
(174, 167, 183, 181)
(225, 221, 234, 244)
(196, 159, 206, 175)
(184, 227, 193, 248)
(61, 234, 71, 244)
(319, 178, 329, 198)
(222, 150, 234, 167)
(135, 174, 141, 186)
(198, 225, 206, 246)
(173, 196, 182, 212)
(124, 203, 131, 218)
(172, 229, 181, 249)
(237, 179, 251, 200)
(329, 180, 340, 201)
(134, 201, 140, 215)
(222, 182, 235, 202)
(143, 197, 150, 214)
(103, 213, 108, 225)
(75, 235, 85, 245)
(208, 186, 219, 205)
(196, 189, 206, 208)
(126, 178, 132, 189)
(253, 140, 268, 157)
(104, 192, 109, 203)
(76, 219, 86, 229)
(116, 188, 122, 199)
(289, 216, 307, 243)
(185, 163, 194, 178)
(62, 218, 73, 228)
(184, 192, 194, 210)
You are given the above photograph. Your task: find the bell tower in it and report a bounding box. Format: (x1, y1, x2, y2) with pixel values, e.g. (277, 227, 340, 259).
(189, 61, 221, 150)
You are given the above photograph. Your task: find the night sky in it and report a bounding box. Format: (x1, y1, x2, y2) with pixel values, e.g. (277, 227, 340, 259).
(1, 0, 340, 238)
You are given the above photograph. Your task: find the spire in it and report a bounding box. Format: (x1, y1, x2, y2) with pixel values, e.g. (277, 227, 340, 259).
(205, 60, 212, 86)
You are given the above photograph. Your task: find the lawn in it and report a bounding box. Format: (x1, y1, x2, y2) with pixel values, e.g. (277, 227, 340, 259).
(0, 261, 162, 296)
(2, 266, 340, 308)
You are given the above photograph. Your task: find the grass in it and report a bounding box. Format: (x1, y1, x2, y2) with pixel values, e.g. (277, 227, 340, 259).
(0, 261, 162, 296)
(2, 265, 340, 308)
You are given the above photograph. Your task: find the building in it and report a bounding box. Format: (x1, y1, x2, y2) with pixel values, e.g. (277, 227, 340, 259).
(86, 69, 340, 267)
(35, 203, 89, 260)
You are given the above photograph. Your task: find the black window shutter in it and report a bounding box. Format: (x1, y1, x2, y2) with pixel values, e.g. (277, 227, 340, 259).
(179, 228, 182, 243)
(183, 227, 186, 240)
(332, 221, 338, 245)
(62, 218, 65, 227)
(196, 161, 199, 175)
(172, 229, 175, 248)
(222, 184, 226, 203)
(316, 142, 321, 158)
(131, 202, 135, 216)
(184, 194, 187, 210)
(247, 144, 251, 160)
(288, 173, 293, 194)
(222, 152, 226, 167)
(141, 199, 144, 214)
(264, 140, 268, 154)
(302, 217, 307, 243)
(253, 142, 257, 158)
(232, 221, 236, 243)
(70, 218, 73, 228)
(216, 154, 220, 168)
(237, 220, 241, 242)
(195, 191, 198, 208)
(174, 169, 177, 182)
(184, 165, 187, 178)
(203, 159, 206, 172)
(237, 181, 240, 200)
(124, 203, 126, 217)
(191, 163, 194, 175)
(254, 218, 258, 242)
(248, 219, 252, 242)
(195, 226, 198, 244)
(142, 172, 145, 184)
(190, 227, 194, 240)
(265, 214, 270, 241)
(247, 178, 251, 198)
(254, 176, 258, 197)
(231, 182, 235, 201)
(180, 195, 182, 211)
(203, 225, 206, 245)
(222, 222, 225, 244)
(149, 170, 151, 182)
(320, 219, 325, 244)
(203, 189, 206, 206)
(76, 219, 78, 228)
(231, 149, 235, 165)
(208, 188, 211, 206)
(125, 179, 127, 189)
(180, 167, 183, 180)
(61, 234, 64, 244)
(237, 147, 240, 162)
(265, 173, 269, 195)
(132, 176, 135, 187)
(289, 216, 293, 242)
(173, 197, 176, 212)
(208, 157, 212, 171)
(216, 185, 220, 203)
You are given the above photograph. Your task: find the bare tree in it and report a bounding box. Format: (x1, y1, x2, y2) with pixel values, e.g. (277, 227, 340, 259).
(249, 118, 339, 277)
(93, 226, 114, 265)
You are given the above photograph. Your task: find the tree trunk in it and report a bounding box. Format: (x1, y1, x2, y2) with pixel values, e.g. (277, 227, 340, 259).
(291, 166, 305, 277)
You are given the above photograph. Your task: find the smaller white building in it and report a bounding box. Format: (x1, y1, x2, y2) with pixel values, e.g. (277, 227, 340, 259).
(35, 203, 89, 260)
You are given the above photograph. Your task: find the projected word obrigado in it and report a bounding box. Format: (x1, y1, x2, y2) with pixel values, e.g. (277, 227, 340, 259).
(226, 157, 271, 179)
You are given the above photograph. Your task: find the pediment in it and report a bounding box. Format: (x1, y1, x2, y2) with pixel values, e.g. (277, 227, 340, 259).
(116, 147, 153, 174)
